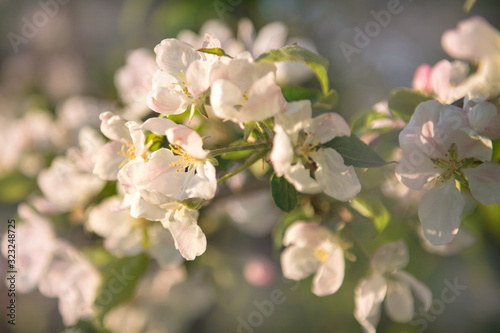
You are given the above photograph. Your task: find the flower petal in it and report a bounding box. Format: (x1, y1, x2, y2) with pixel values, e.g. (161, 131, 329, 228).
(463, 162, 500, 205)
(312, 148, 361, 201)
(384, 280, 414, 323)
(370, 240, 409, 273)
(93, 141, 128, 180)
(312, 245, 345, 296)
(280, 246, 319, 280)
(270, 124, 294, 177)
(164, 208, 205, 261)
(283, 221, 333, 249)
(418, 180, 465, 245)
(393, 271, 432, 312)
(354, 274, 387, 333)
(305, 112, 351, 143)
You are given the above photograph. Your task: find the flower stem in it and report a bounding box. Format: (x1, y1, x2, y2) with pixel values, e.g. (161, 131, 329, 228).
(208, 142, 270, 157)
(217, 149, 268, 184)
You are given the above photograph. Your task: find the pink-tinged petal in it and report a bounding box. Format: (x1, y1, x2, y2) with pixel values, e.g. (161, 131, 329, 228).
(280, 246, 319, 280)
(430, 60, 452, 102)
(407, 100, 443, 129)
(393, 271, 432, 312)
(93, 141, 128, 180)
(285, 162, 322, 194)
(441, 16, 500, 61)
(165, 125, 208, 159)
(412, 64, 432, 94)
(354, 274, 387, 333)
(450, 129, 492, 161)
(141, 117, 177, 135)
(147, 85, 187, 115)
(270, 125, 294, 177)
(186, 60, 211, 96)
(99, 112, 130, 141)
(468, 102, 497, 134)
(275, 100, 312, 141)
(418, 180, 465, 245)
(305, 112, 351, 143)
(164, 209, 206, 260)
(463, 162, 500, 205)
(244, 72, 285, 121)
(384, 280, 414, 323)
(283, 221, 332, 248)
(154, 39, 201, 76)
(312, 148, 361, 202)
(252, 21, 288, 57)
(370, 240, 409, 273)
(312, 245, 345, 296)
(395, 154, 439, 191)
(237, 18, 256, 50)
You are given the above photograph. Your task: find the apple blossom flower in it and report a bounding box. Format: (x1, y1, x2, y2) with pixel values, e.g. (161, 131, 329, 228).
(441, 16, 500, 100)
(395, 100, 500, 245)
(1, 204, 57, 293)
(178, 18, 316, 85)
(38, 127, 105, 212)
(38, 242, 101, 326)
(87, 196, 182, 266)
(412, 60, 469, 103)
(1, 204, 100, 326)
(270, 100, 361, 201)
(147, 37, 219, 116)
(354, 241, 432, 333)
(462, 97, 500, 140)
(210, 52, 285, 125)
(115, 48, 157, 120)
(280, 221, 346, 296)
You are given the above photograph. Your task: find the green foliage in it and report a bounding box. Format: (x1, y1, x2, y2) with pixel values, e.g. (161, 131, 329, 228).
(0, 171, 37, 203)
(350, 109, 391, 135)
(94, 253, 149, 323)
(321, 134, 389, 168)
(197, 47, 232, 58)
(351, 194, 391, 234)
(271, 174, 298, 212)
(281, 87, 338, 109)
(388, 88, 433, 122)
(257, 44, 330, 95)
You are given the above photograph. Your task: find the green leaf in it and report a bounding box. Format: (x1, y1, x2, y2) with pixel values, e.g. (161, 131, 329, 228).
(94, 253, 149, 323)
(463, 0, 477, 13)
(388, 88, 433, 122)
(281, 87, 323, 102)
(281, 87, 338, 109)
(271, 174, 298, 212)
(492, 140, 500, 162)
(0, 171, 36, 203)
(313, 90, 338, 109)
(321, 134, 389, 168)
(257, 44, 330, 95)
(351, 195, 390, 234)
(350, 109, 390, 135)
(197, 47, 232, 58)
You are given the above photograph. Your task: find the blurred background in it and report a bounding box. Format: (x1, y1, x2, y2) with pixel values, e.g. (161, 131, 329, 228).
(1, 0, 500, 332)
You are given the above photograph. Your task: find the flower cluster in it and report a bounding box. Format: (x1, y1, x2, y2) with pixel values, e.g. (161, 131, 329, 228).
(1, 13, 499, 333)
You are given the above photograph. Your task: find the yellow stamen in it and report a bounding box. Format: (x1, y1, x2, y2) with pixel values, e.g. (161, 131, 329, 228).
(314, 248, 329, 263)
